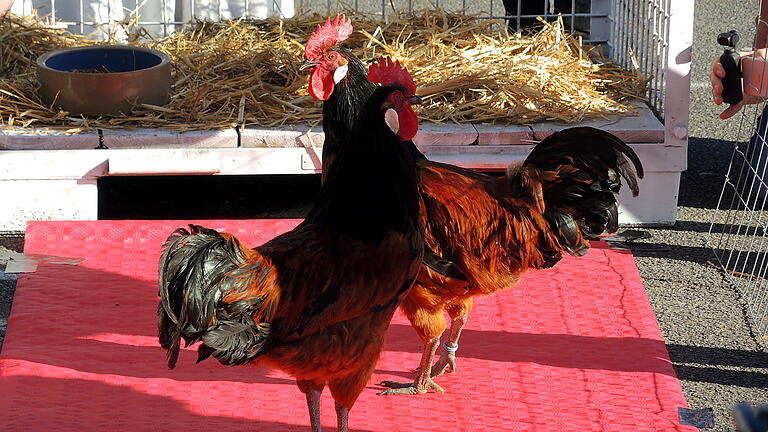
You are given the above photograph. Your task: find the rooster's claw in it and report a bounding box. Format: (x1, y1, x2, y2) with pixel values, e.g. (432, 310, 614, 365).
(431, 350, 457, 377)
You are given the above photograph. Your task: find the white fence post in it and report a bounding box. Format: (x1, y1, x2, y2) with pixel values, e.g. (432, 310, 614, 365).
(656, 0, 693, 223)
(664, 0, 693, 159)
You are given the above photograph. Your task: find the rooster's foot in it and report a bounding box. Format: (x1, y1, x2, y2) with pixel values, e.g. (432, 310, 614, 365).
(431, 350, 457, 378)
(378, 377, 444, 395)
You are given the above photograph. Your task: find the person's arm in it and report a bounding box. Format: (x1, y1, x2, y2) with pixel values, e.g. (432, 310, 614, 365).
(711, 0, 768, 119)
(756, 0, 768, 49)
(0, 0, 13, 17)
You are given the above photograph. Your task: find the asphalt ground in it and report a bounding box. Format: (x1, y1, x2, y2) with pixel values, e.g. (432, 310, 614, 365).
(616, 2, 768, 429)
(2, 2, 768, 431)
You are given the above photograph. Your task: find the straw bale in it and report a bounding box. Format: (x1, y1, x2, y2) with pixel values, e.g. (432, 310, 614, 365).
(0, 11, 648, 133)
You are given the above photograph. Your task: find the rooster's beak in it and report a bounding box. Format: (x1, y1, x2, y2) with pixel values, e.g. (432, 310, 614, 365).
(407, 95, 423, 105)
(299, 59, 320, 72)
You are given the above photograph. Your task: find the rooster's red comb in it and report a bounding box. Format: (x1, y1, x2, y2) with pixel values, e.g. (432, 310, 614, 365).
(305, 15, 353, 60)
(367, 57, 416, 95)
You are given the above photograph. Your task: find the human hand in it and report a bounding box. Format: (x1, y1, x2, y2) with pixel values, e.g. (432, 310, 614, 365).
(711, 50, 765, 119)
(0, 0, 13, 17)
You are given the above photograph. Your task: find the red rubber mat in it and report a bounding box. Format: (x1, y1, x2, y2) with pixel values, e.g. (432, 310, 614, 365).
(1, 220, 694, 431)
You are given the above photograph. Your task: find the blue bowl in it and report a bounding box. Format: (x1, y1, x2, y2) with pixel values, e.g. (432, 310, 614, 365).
(43, 47, 165, 73)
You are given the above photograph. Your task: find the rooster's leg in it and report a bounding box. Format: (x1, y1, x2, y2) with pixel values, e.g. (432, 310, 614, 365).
(298, 381, 323, 432)
(431, 313, 468, 377)
(335, 403, 349, 432)
(306, 388, 323, 432)
(378, 336, 445, 395)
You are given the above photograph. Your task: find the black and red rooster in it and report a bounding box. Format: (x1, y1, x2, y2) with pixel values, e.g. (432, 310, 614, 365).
(157, 58, 424, 431)
(301, 15, 644, 395)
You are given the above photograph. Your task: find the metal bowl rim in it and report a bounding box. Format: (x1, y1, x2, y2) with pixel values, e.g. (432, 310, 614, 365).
(36, 45, 172, 76)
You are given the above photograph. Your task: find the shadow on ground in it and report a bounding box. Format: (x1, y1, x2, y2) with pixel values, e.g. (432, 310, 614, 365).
(667, 344, 768, 388)
(680, 138, 738, 210)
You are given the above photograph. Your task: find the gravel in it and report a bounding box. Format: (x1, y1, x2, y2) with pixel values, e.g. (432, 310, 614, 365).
(0, 237, 23, 352)
(0, 272, 17, 353)
(633, 140, 768, 430)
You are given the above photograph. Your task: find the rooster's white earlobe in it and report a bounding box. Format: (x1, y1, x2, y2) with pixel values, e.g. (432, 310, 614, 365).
(384, 108, 400, 135)
(333, 64, 348, 84)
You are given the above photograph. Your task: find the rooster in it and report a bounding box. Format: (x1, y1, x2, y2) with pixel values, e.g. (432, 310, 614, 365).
(157, 58, 425, 431)
(302, 16, 644, 395)
(300, 15, 377, 183)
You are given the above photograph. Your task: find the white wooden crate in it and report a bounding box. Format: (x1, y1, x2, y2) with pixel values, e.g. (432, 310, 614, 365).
(1, 103, 677, 230)
(2, 0, 693, 230)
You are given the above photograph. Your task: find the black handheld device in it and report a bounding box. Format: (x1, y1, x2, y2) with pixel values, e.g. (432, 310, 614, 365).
(718, 30, 743, 105)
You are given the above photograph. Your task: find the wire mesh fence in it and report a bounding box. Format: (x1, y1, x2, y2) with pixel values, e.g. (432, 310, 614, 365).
(609, 0, 669, 118)
(11, 0, 295, 37)
(710, 104, 768, 347)
(710, 19, 768, 349)
(11, 0, 671, 118)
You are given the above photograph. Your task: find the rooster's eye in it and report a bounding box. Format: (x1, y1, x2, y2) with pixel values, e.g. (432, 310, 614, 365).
(327, 53, 337, 60)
